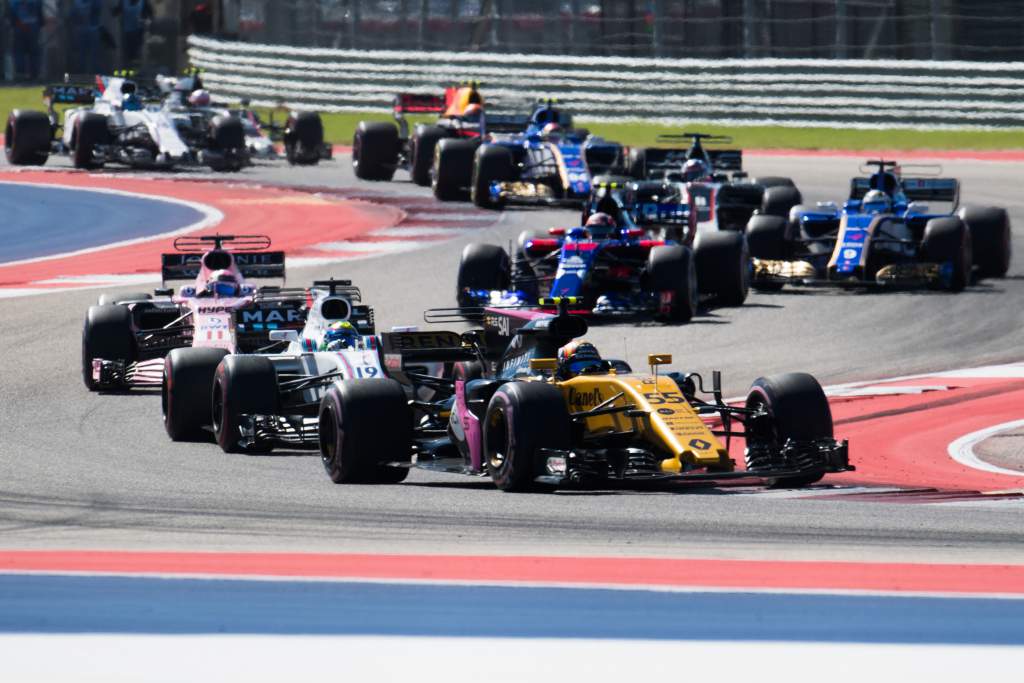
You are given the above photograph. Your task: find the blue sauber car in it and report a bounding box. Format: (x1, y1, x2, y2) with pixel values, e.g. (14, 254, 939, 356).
(468, 101, 624, 209)
(454, 217, 749, 324)
(746, 160, 1012, 292)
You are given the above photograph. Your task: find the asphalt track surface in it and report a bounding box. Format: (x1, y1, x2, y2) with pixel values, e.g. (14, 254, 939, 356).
(0, 153, 1022, 564)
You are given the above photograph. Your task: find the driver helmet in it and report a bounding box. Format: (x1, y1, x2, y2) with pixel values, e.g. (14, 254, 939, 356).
(861, 189, 892, 214)
(206, 270, 240, 298)
(558, 340, 603, 377)
(321, 321, 359, 351)
(541, 122, 562, 140)
(682, 158, 709, 182)
(462, 103, 483, 122)
(188, 89, 211, 108)
(585, 212, 617, 238)
(122, 93, 142, 111)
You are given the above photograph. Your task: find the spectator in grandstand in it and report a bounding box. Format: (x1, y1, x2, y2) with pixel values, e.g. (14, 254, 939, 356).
(8, 0, 43, 81)
(111, 0, 152, 65)
(69, 0, 103, 74)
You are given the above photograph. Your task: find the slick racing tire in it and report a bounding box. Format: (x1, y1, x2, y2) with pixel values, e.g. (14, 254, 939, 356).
(97, 292, 152, 306)
(760, 186, 802, 218)
(352, 121, 399, 181)
(285, 112, 325, 166)
(745, 373, 833, 488)
(695, 231, 749, 307)
(647, 244, 699, 324)
(72, 112, 109, 169)
(5, 110, 50, 166)
(922, 216, 972, 292)
(484, 381, 571, 492)
(753, 176, 797, 189)
(213, 355, 279, 454)
(745, 215, 789, 292)
(162, 347, 229, 442)
(959, 206, 1011, 279)
(626, 147, 647, 179)
(471, 144, 515, 209)
(82, 304, 136, 391)
(433, 137, 477, 201)
(319, 379, 412, 484)
(456, 243, 511, 307)
(410, 124, 447, 186)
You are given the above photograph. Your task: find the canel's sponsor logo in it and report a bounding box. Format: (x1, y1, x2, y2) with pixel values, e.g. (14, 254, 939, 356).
(567, 386, 604, 411)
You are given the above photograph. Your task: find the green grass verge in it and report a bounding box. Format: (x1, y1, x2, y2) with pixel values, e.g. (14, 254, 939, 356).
(3, 85, 1021, 150)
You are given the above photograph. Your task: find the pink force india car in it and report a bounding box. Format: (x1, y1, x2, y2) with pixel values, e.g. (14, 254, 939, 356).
(81, 234, 307, 391)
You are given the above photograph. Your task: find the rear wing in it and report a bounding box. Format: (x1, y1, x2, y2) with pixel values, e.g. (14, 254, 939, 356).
(160, 251, 287, 282)
(484, 113, 530, 134)
(44, 83, 98, 105)
(707, 149, 743, 172)
(393, 93, 445, 115)
(849, 176, 959, 206)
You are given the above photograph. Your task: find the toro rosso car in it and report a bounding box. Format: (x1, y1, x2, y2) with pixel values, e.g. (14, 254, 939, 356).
(748, 160, 1013, 291)
(82, 235, 305, 391)
(315, 301, 852, 490)
(5, 75, 248, 171)
(588, 133, 801, 241)
(454, 215, 749, 323)
(352, 82, 490, 186)
(161, 279, 382, 449)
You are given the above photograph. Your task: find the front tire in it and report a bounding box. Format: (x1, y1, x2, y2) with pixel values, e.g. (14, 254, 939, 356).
(484, 381, 571, 491)
(82, 304, 136, 391)
(922, 216, 972, 292)
(318, 379, 412, 483)
(648, 244, 698, 323)
(694, 231, 749, 306)
(959, 206, 1011, 278)
(761, 186, 802, 218)
(285, 112, 324, 166)
(73, 112, 109, 169)
(744, 372, 833, 488)
(410, 124, 446, 186)
(471, 144, 515, 209)
(162, 347, 229, 442)
(432, 137, 478, 201)
(456, 243, 511, 307)
(352, 121, 399, 181)
(212, 355, 279, 454)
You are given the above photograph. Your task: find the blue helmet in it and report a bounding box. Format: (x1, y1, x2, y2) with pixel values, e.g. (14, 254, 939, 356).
(206, 270, 240, 297)
(321, 321, 359, 351)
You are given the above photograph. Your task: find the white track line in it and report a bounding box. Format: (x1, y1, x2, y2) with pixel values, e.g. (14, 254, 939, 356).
(948, 419, 1024, 477)
(372, 226, 471, 237)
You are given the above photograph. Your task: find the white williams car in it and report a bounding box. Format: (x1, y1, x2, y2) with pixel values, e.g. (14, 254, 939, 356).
(5, 75, 248, 171)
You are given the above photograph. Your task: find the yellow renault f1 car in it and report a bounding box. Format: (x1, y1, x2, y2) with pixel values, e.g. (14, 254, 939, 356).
(316, 299, 852, 491)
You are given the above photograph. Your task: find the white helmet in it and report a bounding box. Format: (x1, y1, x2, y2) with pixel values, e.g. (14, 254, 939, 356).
(862, 189, 891, 213)
(188, 89, 211, 107)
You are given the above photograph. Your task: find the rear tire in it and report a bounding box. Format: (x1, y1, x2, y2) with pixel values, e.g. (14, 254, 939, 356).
(352, 121, 398, 181)
(432, 137, 477, 201)
(162, 347, 229, 442)
(471, 144, 515, 209)
(212, 355, 279, 454)
(319, 379, 412, 483)
(745, 372, 832, 488)
(285, 112, 324, 166)
(922, 216, 972, 292)
(761, 186, 802, 218)
(754, 176, 797, 189)
(959, 206, 1011, 278)
(746, 214, 789, 292)
(82, 304, 136, 391)
(410, 124, 447, 186)
(695, 231, 749, 306)
(484, 381, 571, 491)
(457, 243, 511, 307)
(73, 113, 109, 169)
(648, 244, 698, 323)
(5, 110, 50, 166)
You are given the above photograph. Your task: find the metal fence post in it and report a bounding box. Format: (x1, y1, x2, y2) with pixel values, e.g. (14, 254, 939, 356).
(651, 0, 661, 57)
(742, 0, 756, 57)
(418, 0, 427, 50)
(835, 0, 848, 59)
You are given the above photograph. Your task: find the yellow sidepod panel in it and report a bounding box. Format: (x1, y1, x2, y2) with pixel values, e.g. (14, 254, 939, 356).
(557, 375, 732, 473)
